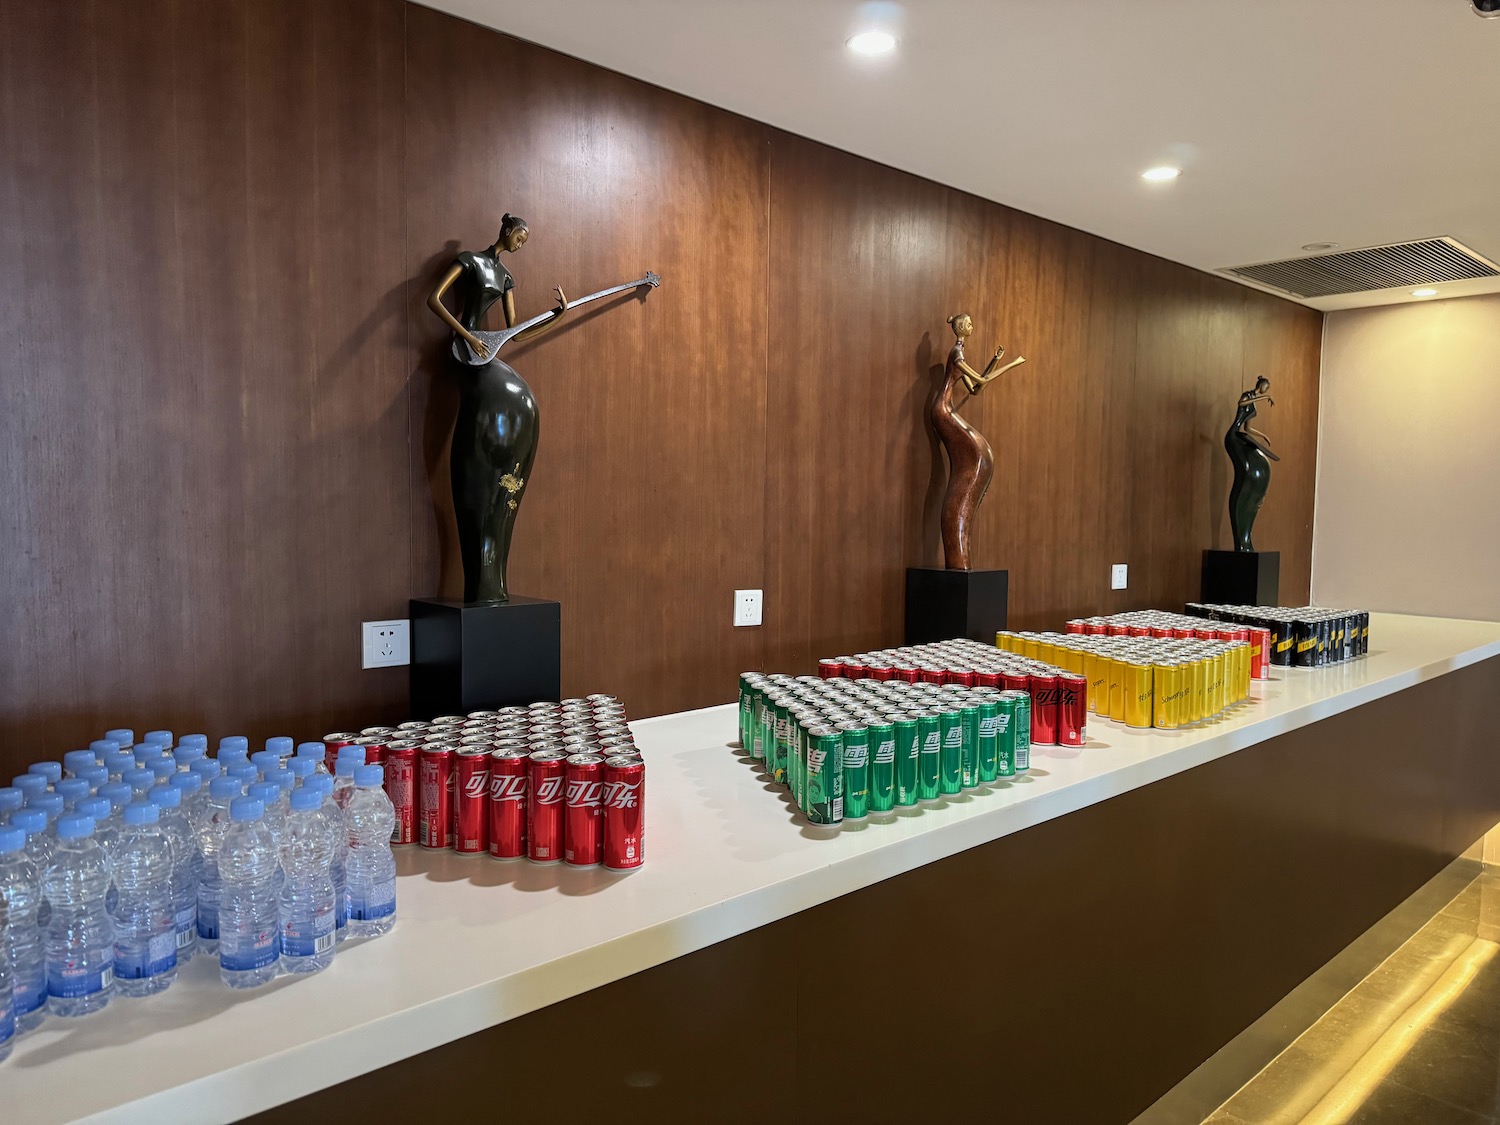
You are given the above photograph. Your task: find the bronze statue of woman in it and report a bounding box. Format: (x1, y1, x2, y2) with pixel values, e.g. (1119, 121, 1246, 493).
(1225, 375, 1279, 552)
(932, 313, 1025, 570)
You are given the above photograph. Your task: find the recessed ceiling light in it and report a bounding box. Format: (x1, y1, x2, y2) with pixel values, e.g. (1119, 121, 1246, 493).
(1411, 287, 1439, 298)
(847, 30, 897, 55)
(1140, 166, 1181, 182)
(1301, 242, 1339, 253)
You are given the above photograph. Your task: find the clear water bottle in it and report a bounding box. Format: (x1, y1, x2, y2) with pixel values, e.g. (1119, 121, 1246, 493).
(248, 781, 286, 849)
(148, 759, 177, 786)
(172, 746, 204, 774)
(285, 758, 315, 789)
(188, 758, 221, 795)
(123, 768, 155, 797)
(0, 824, 44, 1034)
(130, 745, 158, 769)
(178, 734, 209, 757)
(32, 793, 64, 834)
(344, 765, 396, 939)
(89, 739, 121, 762)
(272, 767, 295, 805)
(144, 730, 173, 750)
(103, 729, 135, 755)
(149, 785, 199, 964)
(63, 750, 98, 779)
(0, 788, 21, 825)
(308, 777, 348, 941)
(28, 761, 62, 788)
(227, 764, 259, 791)
(11, 775, 46, 806)
(217, 797, 280, 988)
(296, 743, 332, 781)
(250, 751, 280, 779)
(103, 750, 134, 782)
(12, 810, 52, 872)
(195, 775, 242, 954)
(279, 787, 337, 974)
(55, 778, 90, 812)
(43, 813, 114, 1016)
(0, 883, 11, 1063)
(77, 765, 110, 794)
(331, 752, 363, 810)
(75, 797, 118, 874)
(111, 801, 177, 997)
(266, 736, 294, 760)
(217, 737, 249, 767)
(169, 771, 207, 828)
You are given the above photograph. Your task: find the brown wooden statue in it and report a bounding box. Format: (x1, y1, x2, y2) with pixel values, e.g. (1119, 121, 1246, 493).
(932, 313, 1025, 570)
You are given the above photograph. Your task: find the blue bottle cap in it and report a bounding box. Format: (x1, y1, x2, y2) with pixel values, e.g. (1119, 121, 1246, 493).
(56, 778, 91, 805)
(104, 728, 135, 749)
(180, 733, 209, 751)
(79, 764, 110, 790)
(123, 768, 156, 793)
(229, 796, 264, 822)
(248, 780, 281, 805)
(228, 764, 259, 784)
(309, 775, 334, 799)
(144, 730, 173, 747)
(217, 748, 249, 769)
(295, 742, 325, 760)
(190, 759, 222, 781)
(31, 792, 64, 820)
(209, 776, 244, 801)
(148, 784, 182, 809)
(0, 787, 23, 812)
(268, 769, 292, 794)
(0, 825, 25, 853)
(173, 746, 206, 767)
(56, 812, 95, 839)
(266, 736, 294, 757)
(123, 800, 160, 826)
(11, 809, 47, 836)
(104, 750, 136, 776)
(335, 746, 367, 766)
(64, 750, 99, 775)
(131, 744, 159, 764)
(150, 759, 177, 781)
(286, 757, 315, 780)
(169, 772, 202, 794)
(218, 736, 249, 754)
(334, 758, 358, 778)
(28, 761, 62, 785)
(250, 750, 280, 775)
(289, 787, 322, 812)
(77, 796, 112, 823)
(354, 764, 384, 789)
(89, 739, 122, 760)
(99, 782, 134, 810)
(12, 774, 48, 798)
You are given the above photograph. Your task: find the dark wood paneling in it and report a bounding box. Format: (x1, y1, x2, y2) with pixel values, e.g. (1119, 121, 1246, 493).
(260, 657, 1500, 1125)
(0, 1, 1320, 777)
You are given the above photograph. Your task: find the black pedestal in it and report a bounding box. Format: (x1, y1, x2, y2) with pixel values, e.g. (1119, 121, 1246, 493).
(905, 568, 1009, 645)
(1200, 550, 1280, 606)
(409, 596, 561, 718)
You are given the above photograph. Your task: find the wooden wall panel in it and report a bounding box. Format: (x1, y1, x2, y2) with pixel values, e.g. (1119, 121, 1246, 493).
(0, 1, 1321, 777)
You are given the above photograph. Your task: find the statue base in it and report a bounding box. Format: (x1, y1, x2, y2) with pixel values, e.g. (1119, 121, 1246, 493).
(1200, 550, 1279, 607)
(409, 596, 561, 718)
(905, 568, 1009, 645)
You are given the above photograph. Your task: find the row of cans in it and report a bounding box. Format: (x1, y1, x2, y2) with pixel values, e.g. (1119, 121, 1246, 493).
(1184, 604, 1370, 666)
(815, 637, 1064, 687)
(738, 673, 1042, 826)
(1001, 629, 1254, 730)
(322, 696, 644, 871)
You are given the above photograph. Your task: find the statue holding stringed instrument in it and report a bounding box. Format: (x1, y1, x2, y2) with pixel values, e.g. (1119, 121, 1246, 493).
(427, 214, 660, 602)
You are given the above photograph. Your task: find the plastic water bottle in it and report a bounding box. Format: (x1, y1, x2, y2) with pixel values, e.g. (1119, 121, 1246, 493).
(12, 775, 47, 806)
(123, 768, 155, 796)
(28, 761, 62, 788)
(217, 797, 280, 988)
(63, 750, 98, 778)
(0, 824, 45, 1034)
(0, 788, 21, 824)
(103, 729, 135, 755)
(179, 733, 209, 755)
(266, 736, 294, 759)
(0, 878, 11, 1062)
(110, 801, 177, 996)
(149, 785, 199, 964)
(78, 764, 109, 793)
(32, 793, 64, 833)
(248, 781, 285, 846)
(279, 787, 337, 974)
(227, 764, 259, 791)
(76, 797, 118, 873)
(90, 738, 121, 762)
(144, 730, 173, 750)
(218, 737, 249, 765)
(344, 765, 396, 938)
(307, 777, 348, 941)
(195, 775, 242, 954)
(331, 753, 363, 810)
(172, 746, 204, 774)
(103, 750, 134, 781)
(285, 758, 315, 788)
(55, 778, 90, 812)
(43, 813, 114, 1016)
(189, 758, 222, 793)
(250, 751, 280, 779)
(130, 745, 158, 769)
(12, 810, 52, 872)
(296, 743, 332, 781)
(169, 771, 207, 828)
(272, 767, 296, 804)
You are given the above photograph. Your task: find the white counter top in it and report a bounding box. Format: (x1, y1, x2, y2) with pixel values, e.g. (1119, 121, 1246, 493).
(5, 612, 1499, 1124)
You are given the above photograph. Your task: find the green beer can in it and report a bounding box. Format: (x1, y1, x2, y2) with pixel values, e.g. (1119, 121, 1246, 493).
(867, 720, 896, 814)
(938, 708, 963, 796)
(893, 716, 920, 807)
(838, 721, 871, 820)
(958, 703, 980, 789)
(977, 699, 1000, 784)
(916, 713, 942, 802)
(805, 726, 844, 825)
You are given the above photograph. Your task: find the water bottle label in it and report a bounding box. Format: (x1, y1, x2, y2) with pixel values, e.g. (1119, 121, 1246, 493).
(281, 908, 336, 957)
(0, 998, 14, 1045)
(349, 877, 396, 921)
(176, 926, 196, 950)
(114, 932, 178, 980)
(48, 961, 113, 998)
(220, 927, 278, 972)
(175, 904, 197, 936)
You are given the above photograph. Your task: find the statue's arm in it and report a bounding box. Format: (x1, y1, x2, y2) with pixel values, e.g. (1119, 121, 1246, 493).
(510, 286, 571, 344)
(1244, 428, 1280, 460)
(968, 354, 1026, 389)
(428, 264, 489, 359)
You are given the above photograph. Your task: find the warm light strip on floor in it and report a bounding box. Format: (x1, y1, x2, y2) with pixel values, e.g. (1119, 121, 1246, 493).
(1299, 937, 1498, 1124)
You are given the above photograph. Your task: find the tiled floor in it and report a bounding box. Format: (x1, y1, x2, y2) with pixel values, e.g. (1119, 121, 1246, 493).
(1201, 868, 1500, 1124)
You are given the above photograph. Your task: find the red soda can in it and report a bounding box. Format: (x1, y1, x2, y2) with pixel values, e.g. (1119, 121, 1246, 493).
(1150, 626, 1171, 639)
(1065, 619, 1086, 634)
(1000, 671, 1030, 693)
(322, 732, 358, 773)
(1193, 627, 1217, 641)
(1213, 628, 1237, 645)
(563, 753, 605, 868)
(417, 744, 454, 849)
(1084, 620, 1107, 636)
(397, 720, 430, 733)
(817, 658, 843, 679)
(842, 660, 868, 679)
(1028, 673, 1060, 745)
(1171, 627, 1194, 640)
(1127, 625, 1150, 638)
(944, 667, 976, 688)
(384, 741, 420, 845)
(869, 663, 894, 682)
(1106, 623, 1128, 637)
(526, 749, 568, 864)
(487, 748, 528, 859)
(1057, 673, 1088, 747)
(918, 665, 946, 685)
(355, 738, 386, 768)
(890, 664, 920, 684)
(1248, 627, 1271, 680)
(360, 725, 397, 739)
(602, 755, 645, 872)
(974, 670, 1002, 689)
(452, 748, 490, 856)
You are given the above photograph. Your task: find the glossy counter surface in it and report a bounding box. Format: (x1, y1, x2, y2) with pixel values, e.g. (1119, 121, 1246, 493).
(7, 612, 1500, 1124)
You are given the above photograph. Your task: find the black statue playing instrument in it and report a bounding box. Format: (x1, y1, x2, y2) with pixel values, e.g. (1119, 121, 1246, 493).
(427, 214, 660, 602)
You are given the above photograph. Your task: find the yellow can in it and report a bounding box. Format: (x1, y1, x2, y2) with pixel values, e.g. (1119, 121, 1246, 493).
(1021, 637, 1038, 662)
(995, 630, 1015, 652)
(1189, 657, 1207, 723)
(1107, 658, 1126, 723)
(1085, 652, 1108, 714)
(1123, 662, 1154, 729)
(1064, 646, 1086, 677)
(1152, 662, 1179, 728)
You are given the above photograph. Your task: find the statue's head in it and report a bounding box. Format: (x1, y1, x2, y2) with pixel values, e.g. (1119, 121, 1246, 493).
(1254, 375, 1271, 395)
(496, 213, 530, 253)
(947, 313, 974, 339)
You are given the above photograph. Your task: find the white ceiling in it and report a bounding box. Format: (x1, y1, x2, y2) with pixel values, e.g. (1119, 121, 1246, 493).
(421, 0, 1500, 311)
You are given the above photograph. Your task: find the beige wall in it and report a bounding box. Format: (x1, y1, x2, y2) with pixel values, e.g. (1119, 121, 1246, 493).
(1313, 293, 1500, 622)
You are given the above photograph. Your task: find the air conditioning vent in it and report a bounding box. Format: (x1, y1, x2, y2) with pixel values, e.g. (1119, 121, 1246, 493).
(1220, 237, 1499, 298)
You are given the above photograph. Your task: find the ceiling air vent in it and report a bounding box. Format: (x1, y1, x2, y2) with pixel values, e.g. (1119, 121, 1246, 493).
(1220, 237, 1499, 298)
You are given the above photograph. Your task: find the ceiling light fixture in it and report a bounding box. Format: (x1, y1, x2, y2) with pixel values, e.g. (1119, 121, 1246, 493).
(1301, 242, 1339, 253)
(1411, 287, 1440, 298)
(847, 30, 897, 55)
(1141, 166, 1181, 182)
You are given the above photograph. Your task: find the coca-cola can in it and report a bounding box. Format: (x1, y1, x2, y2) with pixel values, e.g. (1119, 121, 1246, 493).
(385, 741, 420, 845)
(323, 731, 359, 773)
(1028, 673, 1060, 745)
(397, 720, 431, 733)
(999, 671, 1030, 693)
(418, 744, 455, 850)
(355, 738, 386, 767)
(360, 726, 397, 739)
(1248, 626, 1272, 680)
(1057, 673, 1088, 747)
(527, 750, 568, 864)
(452, 748, 490, 856)
(602, 755, 645, 872)
(487, 748, 528, 860)
(563, 753, 605, 868)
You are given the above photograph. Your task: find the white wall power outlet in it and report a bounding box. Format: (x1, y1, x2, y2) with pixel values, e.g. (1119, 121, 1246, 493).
(734, 590, 763, 628)
(362, 619, 411, 668)
(1111, 564, 1128, 591)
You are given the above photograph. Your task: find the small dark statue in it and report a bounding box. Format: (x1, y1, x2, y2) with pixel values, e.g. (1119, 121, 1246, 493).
(1224, 376, 1278, 552)
(426, 214, 658, 601)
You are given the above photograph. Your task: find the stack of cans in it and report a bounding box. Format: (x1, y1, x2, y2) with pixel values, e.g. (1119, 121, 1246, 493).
(736, 673, 1054, 828)
(1184, 604, 1369, 667)
(321, 696, 645, 872)
(1006, 620, 1255, 730)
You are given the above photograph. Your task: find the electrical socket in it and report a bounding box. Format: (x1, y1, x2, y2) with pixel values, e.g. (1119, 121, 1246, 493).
(362, 619, 410, 668)
(1110, 564, 1128, 591)
(733, 589, 763, 628)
